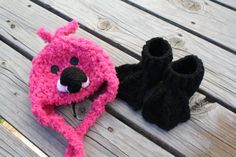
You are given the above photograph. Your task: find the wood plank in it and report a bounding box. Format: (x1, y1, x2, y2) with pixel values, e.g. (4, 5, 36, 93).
(0, 124, 38, 157)
(128, 0, 236, 51)
(0, 117, 48, 157)
(211, 0, 236, 10)
(110, 95, 236, 157)
(0, 0, 137, 66)
(0, 0, 235, 156)
(30, 0, 236, 110)
(0, 42, 172, 156)
(58, 104, 172, 157)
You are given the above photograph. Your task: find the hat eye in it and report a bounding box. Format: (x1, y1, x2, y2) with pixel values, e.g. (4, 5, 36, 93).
(70, 56, 79, 65)
(51, 65, 59, 74)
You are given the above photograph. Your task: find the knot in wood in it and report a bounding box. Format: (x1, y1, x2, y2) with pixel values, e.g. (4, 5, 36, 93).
(176, 0, 202, 12)
(189, 93, 214, 116)
(10, 24, 16, 29)
(191, 98, 208, 113)
(178, 33, 183, 37)
(107, 127, 113, 132)
(97, 18, 112, 31)
(1, 60, 6, 66)
(169, 37, 185, 48)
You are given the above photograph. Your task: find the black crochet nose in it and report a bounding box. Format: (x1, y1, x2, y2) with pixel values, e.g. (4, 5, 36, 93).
(60, 67, 87, 93)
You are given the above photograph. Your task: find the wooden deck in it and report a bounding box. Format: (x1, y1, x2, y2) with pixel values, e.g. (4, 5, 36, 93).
(0, 0, 235, 156)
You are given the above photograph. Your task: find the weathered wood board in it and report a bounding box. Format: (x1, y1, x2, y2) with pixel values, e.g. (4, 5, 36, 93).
(0, 0, 137, 66)
(110, 97, 236, 157)
(0, 0, 236, 157)
(0, 118, 48, 157)
(126, 0, 236, 51)
(0, 41, 173, 156)
(0, 124, 38, 157)
(211, 0, 236, 10)
(30, 0, 236, 109)
(58, 104, 173, 157)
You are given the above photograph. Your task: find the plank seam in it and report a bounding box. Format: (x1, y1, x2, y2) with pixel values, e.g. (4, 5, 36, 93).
(1, 2, 235, 155)
(120, 0, 236, 55)
(0, 37, 174, 157)
(198, 88, 236, 113)
(1, 0, 235, 112)
(0, 115, 49, 157)
(105, 106, 186, 157)
(1, 25, 234, 157)
(0, 35, 33, 60)
(30, 0, 141, 61)
(209, 0, 236, 11)
(0, 31, 178, 157)
(2, 28, 234, 113)
(29, 0, 236, 112)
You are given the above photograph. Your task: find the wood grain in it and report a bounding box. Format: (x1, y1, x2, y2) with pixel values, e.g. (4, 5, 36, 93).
(0, 0, 235, 156)
(0, 0, 137, 66)
(30, 0, 236, 109)
(58, 104, 172, 157)
(1, 118, 48, 157)
(109, 95, 236, 157)
(127, 0, 236, 51)
(0, 41, 172, 156)
(0, 125, 38, 157)
(211, 0, 236, 9)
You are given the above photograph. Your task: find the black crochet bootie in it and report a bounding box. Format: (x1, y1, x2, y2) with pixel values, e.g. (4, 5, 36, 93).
(116, 37, 173, 110)
(142, 55, 204, 130)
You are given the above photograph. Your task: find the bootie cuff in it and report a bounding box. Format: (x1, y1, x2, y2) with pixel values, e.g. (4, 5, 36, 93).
(142, 37, 172, 65)
(141, 38, 173, 84)
(164, 55, 204, 97)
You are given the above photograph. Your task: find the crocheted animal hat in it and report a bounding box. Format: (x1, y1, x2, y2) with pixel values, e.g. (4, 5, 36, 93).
(29, 20, 119, 157)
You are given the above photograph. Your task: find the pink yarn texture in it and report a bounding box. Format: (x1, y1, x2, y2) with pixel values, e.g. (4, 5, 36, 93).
(29, 20, 119, 157)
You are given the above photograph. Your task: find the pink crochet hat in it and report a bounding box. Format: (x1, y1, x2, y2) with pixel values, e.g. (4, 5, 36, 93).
(29, 20, 119, 157)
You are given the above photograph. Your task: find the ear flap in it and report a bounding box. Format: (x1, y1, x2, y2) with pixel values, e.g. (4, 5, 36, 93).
(54, 19, 79, 38)
(65, 76, 118, 156)
(37, 28, 53, 43)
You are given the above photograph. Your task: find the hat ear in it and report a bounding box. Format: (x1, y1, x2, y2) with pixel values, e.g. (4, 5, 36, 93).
(54, 19, 79, 38)
(37, 27, 53, 43)
(37, 19, 79, 43)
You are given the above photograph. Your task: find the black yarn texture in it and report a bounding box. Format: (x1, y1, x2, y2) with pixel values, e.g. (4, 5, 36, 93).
(142, 55, 204, 130)
(60, 66, 87, 93)
(116, 37, 173, 110)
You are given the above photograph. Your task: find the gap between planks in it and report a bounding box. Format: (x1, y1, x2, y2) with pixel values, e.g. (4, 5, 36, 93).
(31, 0, 236, 111)
(33, 0, 236, 54)
(209, 0, 236, 11)
(0, 116, 48, 157)
(0, 125, 37, 157)
(122, 0, 236, 52)
(0, 41, 173, 157)
(0, 0, 236, 156)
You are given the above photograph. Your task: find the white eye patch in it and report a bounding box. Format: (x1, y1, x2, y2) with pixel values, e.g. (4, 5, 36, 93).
(57, 79, 68, 93)
(57, 77, 90, 93)
(82, 77, 90, 88)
